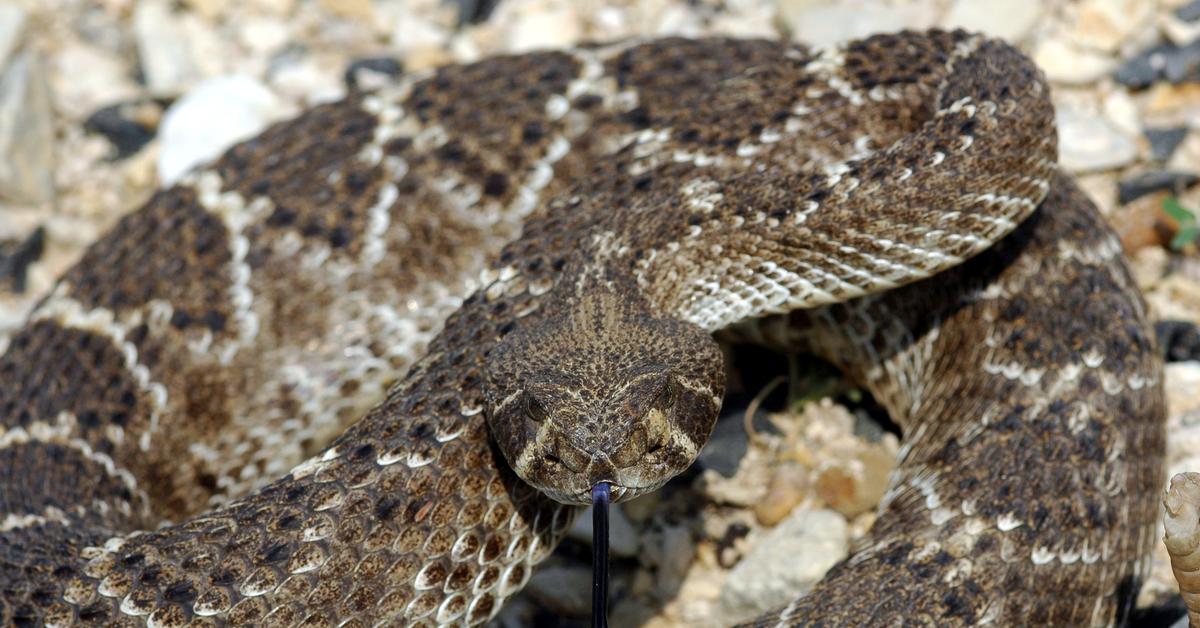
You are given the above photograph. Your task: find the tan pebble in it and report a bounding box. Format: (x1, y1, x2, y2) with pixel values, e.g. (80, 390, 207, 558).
(753, 462, 809, 526)
(402, 45, 454, 71)
(1111, 192, 1173, 253)
(815, 442, 894, 517)
(1146, 83, 1200, 116)
(318, 0, 373, 20)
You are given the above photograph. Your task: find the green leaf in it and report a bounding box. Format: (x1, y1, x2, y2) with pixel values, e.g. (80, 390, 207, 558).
(1164, 196, 1195, 224)
(1173, 225, 1200, 251)
(1164, 197, 1200, 251)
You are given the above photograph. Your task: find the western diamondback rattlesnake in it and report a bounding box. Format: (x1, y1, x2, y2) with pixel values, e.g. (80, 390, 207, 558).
(0, 30, 1166, 626)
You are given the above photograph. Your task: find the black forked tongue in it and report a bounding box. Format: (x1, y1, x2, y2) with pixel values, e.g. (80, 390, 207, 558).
(591, 482, 611, 628)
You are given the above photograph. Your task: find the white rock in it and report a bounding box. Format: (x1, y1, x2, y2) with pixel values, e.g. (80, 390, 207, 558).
(941, 0, 1041, 43)
(49, 42, 141, 121)
(503, 2, 582, 53)
(1057, 104, 1138, 173)
(1102, 89, 1141, 139)
(0, 53, 55, 204)
(567, 502, 639, 558)
(158, 76, 282, 184)
(718, 508, 848, 624)
(777, 0, 940, 48)
(1032, 39, 1116, 86)
(237, 16, 291, 57)
(0, 2, 26, 71)
(134, 0, 200, 94)
(1070, 0, 1154, 52)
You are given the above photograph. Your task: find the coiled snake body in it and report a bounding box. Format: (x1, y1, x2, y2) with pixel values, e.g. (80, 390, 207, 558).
(0, 31, 1165, 626)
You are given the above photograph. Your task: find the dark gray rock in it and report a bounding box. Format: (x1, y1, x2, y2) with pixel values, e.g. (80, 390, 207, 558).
(1146, 127, 1189, 162)
(1118, 171, 1200, 204)
(84, 100, 165, 160)
(0, 225, 44, 294)
(344, 56, 403, 91)
(1179, 0, 1200, 22)
(1157, 320, 1200, 363)
(1116, 40, 1200, 88)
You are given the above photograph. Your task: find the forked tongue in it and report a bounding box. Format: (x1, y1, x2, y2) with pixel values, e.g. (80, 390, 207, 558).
(591, 482, 611, 628)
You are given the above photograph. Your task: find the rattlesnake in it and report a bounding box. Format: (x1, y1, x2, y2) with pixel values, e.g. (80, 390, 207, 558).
(0, 30, 1166, 626)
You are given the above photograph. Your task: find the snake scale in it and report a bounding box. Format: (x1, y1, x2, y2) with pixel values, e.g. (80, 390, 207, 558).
(0, 30, 1166, 626)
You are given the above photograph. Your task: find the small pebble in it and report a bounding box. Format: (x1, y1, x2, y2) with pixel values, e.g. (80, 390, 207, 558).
(1057, 105, 1139, 173)
(1147, 127, 1190, 162)
(717, 508, 848, 624)
(134, 0, 200, 94)
(0, 53, 55, 204)
(344, 56, 403, 91)
(157, 75, 282, 184)
(695, 413, 750, 478)
(1158, 320, 1200, 363)
(1118, 171, 1199, 204)
(84, 100, 165, 159)
(0, 225, 44, 293)
(941, 0, 1041, 42)
(0, 2, 26, 71)
(777, 0, 940, 48)
(567, 502, 640, 558)
(1034, 39, 1116, 85)
(753, 461, 808, 526)
(1179, 0, 1200, 23)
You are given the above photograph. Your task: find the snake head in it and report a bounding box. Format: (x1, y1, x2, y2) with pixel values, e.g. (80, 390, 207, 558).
(483, 292, 724, 505)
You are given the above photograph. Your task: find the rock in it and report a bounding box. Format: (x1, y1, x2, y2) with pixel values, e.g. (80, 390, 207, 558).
(1112, 191, 1173, 252)
(941, 0, 1041, 43)
(134, 0, 200, 94)
(0, 225, 43, 293)
(1165, 13, 1200, 47)
(1103, 89, 1141, 138)
(453, 0, 502, 25)
(1056, 105, 1138, 173)
(754, 461, 809, 526)
(1147, 127, 1190, 161)
(1033, 39, 1116, 86)
(777, 0, 939, 49)
(1118, 171, 1199, 204)
(1116, 43, 1172, 89)
(718, 509, 849, 624)
(696, 413, 750, 478)
(1164, 42, 1200, 84)
(186, 0, 229, 20)
(344, 56, 403, 91)
(813, 440, 893, 517)
(48, 42, 141, 121)
(236, 16, 291, 57)
(1158, 320, 1200, 362)
(1117, 41, 1200, 88)
(1070, 0, 1154, 52)
(157, 75, 282, 184)
(567, 502, 640, 558)
(645, 524, 695, 598)
(0, 2, 25, 71)
(1180, 1, 1200, 22)
(84, 100, 165, 160)
(503, 2, 582, 53)
(318, 0, 374, 21)
(0, 53, 55, 204)
(524, 564, 592, 617)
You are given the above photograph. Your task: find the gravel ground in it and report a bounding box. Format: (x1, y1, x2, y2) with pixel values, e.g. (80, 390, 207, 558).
(1, 0, 1199, 625)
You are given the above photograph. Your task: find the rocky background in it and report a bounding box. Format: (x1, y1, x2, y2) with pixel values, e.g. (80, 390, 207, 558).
(0, 0, 1198, 626)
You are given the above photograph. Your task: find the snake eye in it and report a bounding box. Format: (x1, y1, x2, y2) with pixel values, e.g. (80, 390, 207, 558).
(524, 393, 551, 423)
